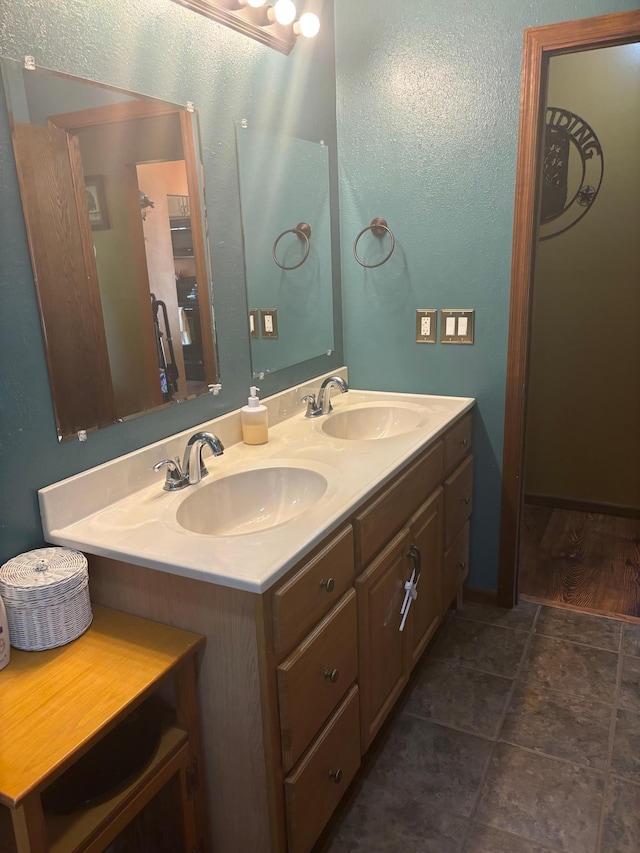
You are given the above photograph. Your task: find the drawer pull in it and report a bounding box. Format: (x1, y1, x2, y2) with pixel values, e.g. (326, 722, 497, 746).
(459, 438, 469, 446)
(329, 768, 343, 784)
(457, 562, 466, 570)
(320, 577, 335, 593)
(461, 496, 470, 504)
(324, 668, 340, 684)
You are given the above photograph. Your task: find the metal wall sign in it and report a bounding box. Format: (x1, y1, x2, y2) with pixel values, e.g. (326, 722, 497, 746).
(539, 107, 604, 240)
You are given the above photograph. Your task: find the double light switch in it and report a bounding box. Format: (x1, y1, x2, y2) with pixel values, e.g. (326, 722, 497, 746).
(440, 310, 474, 344)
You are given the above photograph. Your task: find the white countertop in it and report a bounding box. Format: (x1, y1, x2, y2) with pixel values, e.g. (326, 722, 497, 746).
(39, 374, 474, 593)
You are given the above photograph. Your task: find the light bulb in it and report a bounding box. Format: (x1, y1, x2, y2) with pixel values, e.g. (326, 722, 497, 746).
(274, 0, 296, 25)
(294, 11, 320, 37)
(245, 0, 265, 7)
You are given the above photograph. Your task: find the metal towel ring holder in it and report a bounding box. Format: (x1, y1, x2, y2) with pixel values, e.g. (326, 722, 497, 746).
(272, 222, 311, 270)
(353, 217, 395, 268)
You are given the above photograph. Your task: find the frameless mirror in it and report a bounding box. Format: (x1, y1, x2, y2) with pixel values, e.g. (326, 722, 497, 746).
(1, 57, 218, 440)
(235, 123, 334, 379)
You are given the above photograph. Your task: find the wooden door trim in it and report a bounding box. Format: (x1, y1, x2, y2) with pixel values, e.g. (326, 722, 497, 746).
(180, 111, 218, 385)
(48, 99, 183, 132)
(124, 163, 166, 410)
(498, 9, 640, 608)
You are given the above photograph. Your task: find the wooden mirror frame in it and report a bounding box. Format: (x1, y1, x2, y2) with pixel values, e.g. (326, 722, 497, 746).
(498, 9, 640, 607)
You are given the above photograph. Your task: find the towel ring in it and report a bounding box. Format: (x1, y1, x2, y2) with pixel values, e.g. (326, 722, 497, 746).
(353, 218, 395, 268)
(272, 222, 311, 270)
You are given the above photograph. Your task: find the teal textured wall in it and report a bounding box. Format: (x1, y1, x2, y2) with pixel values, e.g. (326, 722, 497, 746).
(0, 0, 340, 563)
(334, 0, 638, 589)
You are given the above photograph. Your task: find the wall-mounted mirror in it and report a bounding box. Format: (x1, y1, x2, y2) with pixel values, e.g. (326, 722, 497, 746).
(235, 123, 334, 379)
(1, 57, 218, 440)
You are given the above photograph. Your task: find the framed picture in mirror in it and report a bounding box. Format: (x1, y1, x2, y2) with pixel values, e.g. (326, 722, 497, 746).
(84, 175, 110, 231)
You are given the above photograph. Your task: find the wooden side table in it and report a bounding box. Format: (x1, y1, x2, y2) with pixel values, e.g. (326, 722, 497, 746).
(0, 605, 207, 853)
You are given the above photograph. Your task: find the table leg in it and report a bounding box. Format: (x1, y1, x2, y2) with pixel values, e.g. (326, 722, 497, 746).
(11, 793, 48, 852)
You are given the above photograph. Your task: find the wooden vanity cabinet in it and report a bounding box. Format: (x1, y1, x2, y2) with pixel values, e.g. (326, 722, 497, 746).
(88, 411, 473, 853)
(89, 525, 361, 853)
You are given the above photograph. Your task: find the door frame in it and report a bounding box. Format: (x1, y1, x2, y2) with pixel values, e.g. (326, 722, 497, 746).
(497, 9, 640, 608)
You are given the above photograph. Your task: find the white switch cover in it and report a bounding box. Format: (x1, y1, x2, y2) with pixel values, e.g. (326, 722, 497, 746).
(440, 309, 475, 344)
(249, 309, 259, 338)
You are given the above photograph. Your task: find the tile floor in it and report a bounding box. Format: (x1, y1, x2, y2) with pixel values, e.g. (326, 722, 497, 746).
(324, 601, 640, 853)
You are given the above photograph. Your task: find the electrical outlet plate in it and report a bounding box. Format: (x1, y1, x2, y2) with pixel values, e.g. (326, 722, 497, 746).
(249, 309, 259, 339)
(415, 309, 437, 343)
(440, 309, 475, 344)
(260, 308, 278, 339)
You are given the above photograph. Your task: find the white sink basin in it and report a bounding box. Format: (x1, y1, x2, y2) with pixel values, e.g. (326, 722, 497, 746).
(176, 466, 328, 536)
(321, 405, 425, 440)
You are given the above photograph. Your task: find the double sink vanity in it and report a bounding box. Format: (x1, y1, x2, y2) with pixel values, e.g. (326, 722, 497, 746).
(39, 370, 475, 853)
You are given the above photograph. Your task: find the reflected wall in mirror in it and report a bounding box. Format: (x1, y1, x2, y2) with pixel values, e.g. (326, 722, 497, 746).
(236, 124, 334, 378)
(1, 58, 218, 440)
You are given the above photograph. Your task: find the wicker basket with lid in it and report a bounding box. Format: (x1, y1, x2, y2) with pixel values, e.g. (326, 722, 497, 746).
(0, 547, 92, 651)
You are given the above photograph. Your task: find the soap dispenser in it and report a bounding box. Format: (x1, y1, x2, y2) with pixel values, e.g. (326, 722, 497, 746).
(241, 386, 268, 445)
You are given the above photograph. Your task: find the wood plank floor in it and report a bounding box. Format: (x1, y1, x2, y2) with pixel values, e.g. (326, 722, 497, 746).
(519, 504, 640, 619)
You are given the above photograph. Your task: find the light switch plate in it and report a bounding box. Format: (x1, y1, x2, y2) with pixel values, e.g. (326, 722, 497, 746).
(415, 309, 437, 343)
(249, 309, 259, 339)
(440, 310, 475, 344)
(260, 309, 278, 339)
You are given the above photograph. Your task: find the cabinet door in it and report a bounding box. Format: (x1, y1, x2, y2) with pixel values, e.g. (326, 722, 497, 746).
(356, 529, 411, 752)
(443, 520, 470, 614)
(406, 489, 443, 669)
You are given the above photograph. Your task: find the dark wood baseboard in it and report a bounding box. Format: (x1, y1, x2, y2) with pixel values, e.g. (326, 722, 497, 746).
(524, 494, 640, 520)
(520, 594, 640, 625)
(463, 586, 498, 606)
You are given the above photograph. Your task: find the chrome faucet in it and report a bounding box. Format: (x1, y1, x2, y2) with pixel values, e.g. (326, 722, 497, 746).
(302, 376, 348, 418)
(154, 431, 224, 491)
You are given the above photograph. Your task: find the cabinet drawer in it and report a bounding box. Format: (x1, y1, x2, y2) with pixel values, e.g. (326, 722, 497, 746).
(278, 589, 358, 772)
(442, 520, 470, 613)
(354, 440, 443, 567)
(272, 526, 354, 656)
(284, 685, 360, 853)
(444, 455, 473, 548)
(443, 413, 472, 474)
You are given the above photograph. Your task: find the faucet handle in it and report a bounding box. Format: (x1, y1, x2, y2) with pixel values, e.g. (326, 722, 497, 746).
(153, 457, 188, 491)
(302, 393, 322, 418)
